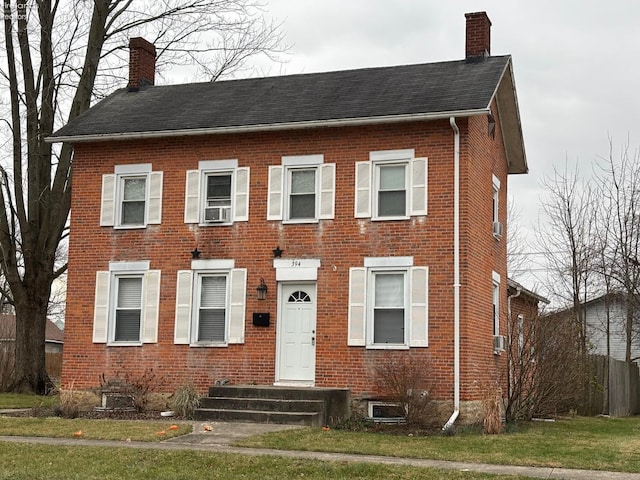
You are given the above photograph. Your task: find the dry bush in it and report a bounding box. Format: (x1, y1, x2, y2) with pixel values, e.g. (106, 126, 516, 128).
(171, 383, 201, 418)
(373, 355, 434, 426)
(482, 384, 503, 434)
(58, 382, 80, 418)
(100, 369, 164, 413)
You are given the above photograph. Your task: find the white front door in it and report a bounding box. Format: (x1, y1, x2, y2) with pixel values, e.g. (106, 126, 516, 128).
(276, 283, 317, 385)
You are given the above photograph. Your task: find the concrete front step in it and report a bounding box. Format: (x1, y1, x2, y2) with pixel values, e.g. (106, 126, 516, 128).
(193, 408, 321, 426)
(199, 397, 326, 414)
(195, 385, 351, 427)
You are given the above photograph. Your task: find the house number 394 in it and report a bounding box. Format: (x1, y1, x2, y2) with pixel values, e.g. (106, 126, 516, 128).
(291, 260, 302, 267)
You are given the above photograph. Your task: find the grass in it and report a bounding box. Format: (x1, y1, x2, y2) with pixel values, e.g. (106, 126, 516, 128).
(0, 393, 58, 409)
(0, 443, 530, 479)
(236, 416, 640, 473)
(0, 417, 191, 442)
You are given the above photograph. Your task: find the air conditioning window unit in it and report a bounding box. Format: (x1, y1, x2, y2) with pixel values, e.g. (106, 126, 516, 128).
(204, 206, 231, 223)
(492, 221, 503, 238)
(493, 334, 506, 353)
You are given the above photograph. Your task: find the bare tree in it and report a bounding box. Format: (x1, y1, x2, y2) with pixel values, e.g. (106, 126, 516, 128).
(1, 0, 285, 393)
(537, 162, 597, 354)
(593, 139, 640, 363)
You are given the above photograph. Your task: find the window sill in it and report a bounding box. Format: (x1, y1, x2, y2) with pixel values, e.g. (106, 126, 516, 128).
(371, 216, 410, 222)
(107, 341, 143, 347)
(282, 219, 320, 225)
(199, 222, 233, 227)
(189, 342, 228, 348)
(365, 344, 410, 350)
(113, 225, 147, 230)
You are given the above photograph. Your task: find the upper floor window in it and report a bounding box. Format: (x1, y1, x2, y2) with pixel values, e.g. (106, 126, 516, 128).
(492, 271, 501, 337)
(355, 149, 427, 220)
(174, 259, 247, 347)
(492, 174, 502, 239)
(100, 164, 163, 228)
(184, 160, 249, 225)
(348, 257, 428, 349)
(92, 261, 161, 346)
(267, 154, 335, 223)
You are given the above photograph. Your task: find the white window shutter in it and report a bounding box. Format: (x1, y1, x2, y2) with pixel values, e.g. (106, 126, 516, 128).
(319, 163, 336, 219)
(147, 172, 163, 224)
(100, 174, 116, 226)
(410, 158, 428, 216)
(354, 162, 371, 218)
(267, 166, 283, 220)
(228, 268, 247, 344)
(348, 267, 367, 346)
(184, 170, 201, 224)
(234, 167, 250, 222)
(409, 266, 428, 347)
(174, 270, 193, 344)
(142, 270, 161, 343)
(93, 271, 110, 343)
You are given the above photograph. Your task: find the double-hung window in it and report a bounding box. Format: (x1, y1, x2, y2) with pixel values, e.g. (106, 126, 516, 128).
(348, 257, 428, 349)
(101, 164, 163, 228)
(355, 149, 427, 220)
(174, 260, 247, 346)
(492, 271, 500, 337)
(92, 261, 161, 346)
(184, 160, 249, 225)
(267, 154, 335, 223)
(492, 174, 502, 238)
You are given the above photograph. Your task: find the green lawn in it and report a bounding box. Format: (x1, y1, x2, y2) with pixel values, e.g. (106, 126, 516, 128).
(0, 417, 191, 441)
(0, 393, 58, 409)
(237, 416, 640, 473)
(0, 443, 529, 479)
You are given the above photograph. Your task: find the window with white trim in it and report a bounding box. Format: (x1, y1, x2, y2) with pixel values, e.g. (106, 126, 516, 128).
(348, 257, 428, 349)
(100, 164, 163, 228)
(92, 261, 161, 346)
(492, 272, 500, 337)
(174, 260, 247, 346)
(184, 160, 249, 225)
(355, 149, 427, 220)
(492, 174, 502, 238)
(267, 154, 336, 223)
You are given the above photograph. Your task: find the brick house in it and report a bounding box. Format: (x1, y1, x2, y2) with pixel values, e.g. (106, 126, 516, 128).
(50, 12, 528, 424)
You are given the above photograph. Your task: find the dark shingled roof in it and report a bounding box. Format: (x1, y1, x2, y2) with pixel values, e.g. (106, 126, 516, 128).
(50, 56, 511, 139)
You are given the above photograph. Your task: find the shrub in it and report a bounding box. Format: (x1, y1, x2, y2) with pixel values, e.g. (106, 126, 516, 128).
(373, 355, 434, 426)
(171, 383, 200, 418)
(58, 382, 80, 418)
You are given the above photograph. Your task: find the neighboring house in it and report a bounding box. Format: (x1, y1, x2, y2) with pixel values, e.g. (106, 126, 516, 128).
(507, 278, 549, 357)
(0, 315, 64, 354)
(583, 293, 640, 363)
(49, 12, 529, 423)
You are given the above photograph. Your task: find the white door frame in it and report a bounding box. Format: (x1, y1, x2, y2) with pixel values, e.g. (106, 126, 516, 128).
(274, 281, 317, 386)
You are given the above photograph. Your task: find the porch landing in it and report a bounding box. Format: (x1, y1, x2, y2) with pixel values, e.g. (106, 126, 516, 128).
(194, 385, 350, 427)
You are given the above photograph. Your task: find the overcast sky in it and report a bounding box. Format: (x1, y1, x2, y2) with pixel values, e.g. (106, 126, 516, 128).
(246, 0, 640, 298)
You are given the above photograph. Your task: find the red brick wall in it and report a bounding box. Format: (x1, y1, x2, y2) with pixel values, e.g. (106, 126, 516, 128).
(63, 118, 509, 402)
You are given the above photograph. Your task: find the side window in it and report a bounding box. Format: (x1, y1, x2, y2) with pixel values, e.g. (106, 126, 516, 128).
(174, 261, 247, 346)
(492, 174, 502, 238)
(492, 272, 500, 337)
(184, 160, 249, 225)
(267, 154, 335, 223)
(100, 164, 163, 228)
(348, 258, 428, 349)
(355, 149, 427, 220)
(92, 262, 161, 345)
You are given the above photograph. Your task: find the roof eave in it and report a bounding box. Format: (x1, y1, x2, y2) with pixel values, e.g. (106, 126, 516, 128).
(45, 108, 491, 144)
(493, 59, 528, 175)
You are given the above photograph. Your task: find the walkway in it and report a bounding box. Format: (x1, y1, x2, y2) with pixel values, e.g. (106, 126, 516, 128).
(0, 421, 638, 480)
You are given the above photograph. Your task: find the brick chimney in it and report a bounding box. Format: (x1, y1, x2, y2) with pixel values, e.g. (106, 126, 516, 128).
(128, 37, 156, 90)
(465, 12, 491, 60)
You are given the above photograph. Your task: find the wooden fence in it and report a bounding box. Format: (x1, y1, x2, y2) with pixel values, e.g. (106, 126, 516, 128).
(584, 355, 640, 416)
(46, 352, 62, 380)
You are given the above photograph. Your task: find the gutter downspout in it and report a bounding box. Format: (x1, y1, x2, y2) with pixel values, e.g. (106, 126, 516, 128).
(443, 116, 461, 430)
(506, 286, 522, 410)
